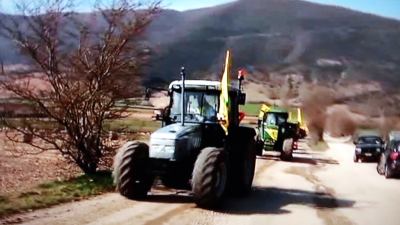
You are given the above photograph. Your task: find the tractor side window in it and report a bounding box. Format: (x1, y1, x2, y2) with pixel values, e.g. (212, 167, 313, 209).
(277, 115, 286, 126)
(202, 94, 218, 122)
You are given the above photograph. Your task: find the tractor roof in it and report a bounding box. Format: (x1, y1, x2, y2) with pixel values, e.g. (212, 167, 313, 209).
(169, 80, 239, 91)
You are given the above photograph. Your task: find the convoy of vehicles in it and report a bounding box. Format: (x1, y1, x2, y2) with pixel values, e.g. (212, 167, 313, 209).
(352, 131, 400, 179)
(113, 49, 397, 209)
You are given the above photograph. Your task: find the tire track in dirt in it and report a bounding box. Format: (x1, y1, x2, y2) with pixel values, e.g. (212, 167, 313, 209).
(143, 204, 194, 225)
(286, 165, 354, 225)
(254, 157, 276, 181)
(143, 159, 277, 225)
(142, 158, 277, 225)
(2, 156, 277, 225)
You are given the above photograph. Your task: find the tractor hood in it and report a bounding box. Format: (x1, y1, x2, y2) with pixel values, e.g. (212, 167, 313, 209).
(149, 123, 202, 160)
(150, 123, 199, 140)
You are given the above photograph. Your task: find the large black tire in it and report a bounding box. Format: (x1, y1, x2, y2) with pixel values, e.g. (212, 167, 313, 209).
(384, 164, 393, 179)
(192, 147, 227, 208)
(113, 141, 154, 199)
(280, 138, 293, 161)
(229, 138, 256, 196)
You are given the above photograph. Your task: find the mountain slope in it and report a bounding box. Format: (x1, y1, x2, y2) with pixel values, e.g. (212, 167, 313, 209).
(1, 0, 400, 87)
(145, 0, 400, 86)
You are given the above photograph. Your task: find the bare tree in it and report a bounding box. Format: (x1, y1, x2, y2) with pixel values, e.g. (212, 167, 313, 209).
(0, 0, 160, 174)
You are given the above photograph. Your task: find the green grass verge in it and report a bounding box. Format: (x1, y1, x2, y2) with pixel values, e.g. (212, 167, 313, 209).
(241, 103, 261, 117)
(0, 171, 114, 218)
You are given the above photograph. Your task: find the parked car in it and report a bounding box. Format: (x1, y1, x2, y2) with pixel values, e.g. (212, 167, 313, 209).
(353, 135, 384, 162)
(377, 137, 400, 178)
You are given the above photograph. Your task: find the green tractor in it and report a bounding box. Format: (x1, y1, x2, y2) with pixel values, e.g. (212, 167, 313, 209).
(256, 105, 306, 160)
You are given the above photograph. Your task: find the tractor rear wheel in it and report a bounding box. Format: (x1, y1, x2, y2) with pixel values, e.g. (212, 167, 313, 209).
(229, 139, 256, 196)
(192, 147, 227, 208)
(113, 141, 154, 199)
(280, 138, 294, 161)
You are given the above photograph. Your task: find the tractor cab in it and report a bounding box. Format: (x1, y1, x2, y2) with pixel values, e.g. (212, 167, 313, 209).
(256, 105, 302, 160)
(160, 80, 245, 127)
(258, 107, 289, 149)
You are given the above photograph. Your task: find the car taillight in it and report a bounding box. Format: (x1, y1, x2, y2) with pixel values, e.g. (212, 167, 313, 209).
(390, 152, 399, 160)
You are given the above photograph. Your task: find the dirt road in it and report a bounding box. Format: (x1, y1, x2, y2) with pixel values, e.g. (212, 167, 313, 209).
(3, 140, 400, 225)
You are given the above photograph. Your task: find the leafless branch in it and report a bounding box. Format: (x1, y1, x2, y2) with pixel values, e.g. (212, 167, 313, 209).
(0, 0, 161, 173)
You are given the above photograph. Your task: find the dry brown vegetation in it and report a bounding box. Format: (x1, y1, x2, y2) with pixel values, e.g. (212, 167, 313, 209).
(0, 130, 149, 194)
(299, 84, 335, 143)
(0, 0, 160, 174)
(325, 106, 357, 137)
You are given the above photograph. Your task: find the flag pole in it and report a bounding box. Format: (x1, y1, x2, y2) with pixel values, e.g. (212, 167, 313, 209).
(180, 67, 186, 126)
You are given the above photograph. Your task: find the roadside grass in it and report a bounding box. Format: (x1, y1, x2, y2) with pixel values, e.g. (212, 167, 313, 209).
(0, 171, 114, 218)
(241, 103, 261, 116)
(241, 103, 302, 119)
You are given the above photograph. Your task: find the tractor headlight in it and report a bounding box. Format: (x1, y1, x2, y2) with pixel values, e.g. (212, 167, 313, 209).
(376, 148, 381, 152)
(149, 144, 175, 159)
(149, 138, 176, 159)
(355, 147, 362, 153)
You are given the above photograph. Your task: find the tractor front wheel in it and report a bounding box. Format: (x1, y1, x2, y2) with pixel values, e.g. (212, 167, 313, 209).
(192, 147, 227, 208)
(113, 141, 154, 199)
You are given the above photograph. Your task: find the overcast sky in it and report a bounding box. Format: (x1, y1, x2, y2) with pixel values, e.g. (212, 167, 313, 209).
(1, 0, 399, 20)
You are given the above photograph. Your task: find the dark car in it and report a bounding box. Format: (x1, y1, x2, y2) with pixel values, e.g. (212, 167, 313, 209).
(353, 135, 384, 162)
(377, 139, 400, 178)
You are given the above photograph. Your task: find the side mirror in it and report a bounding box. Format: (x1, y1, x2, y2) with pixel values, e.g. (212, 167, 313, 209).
(353, 140, 357, 145)
(238, 93, 246, 105)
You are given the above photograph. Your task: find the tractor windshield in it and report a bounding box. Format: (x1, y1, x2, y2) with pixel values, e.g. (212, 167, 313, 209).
(265, 113, 287, 126)
(170, 90, 219, 123)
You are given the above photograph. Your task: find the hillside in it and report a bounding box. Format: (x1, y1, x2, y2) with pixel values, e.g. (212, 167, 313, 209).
(144, 0, 400, 86)
(1, 0, 400, 87)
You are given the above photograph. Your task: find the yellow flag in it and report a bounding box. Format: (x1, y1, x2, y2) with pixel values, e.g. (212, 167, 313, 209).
(219, 50, 231, 135)
(258, 104, 270, 120)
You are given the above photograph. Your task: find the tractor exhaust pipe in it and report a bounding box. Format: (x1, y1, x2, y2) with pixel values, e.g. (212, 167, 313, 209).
(180, 67, 186, 126)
